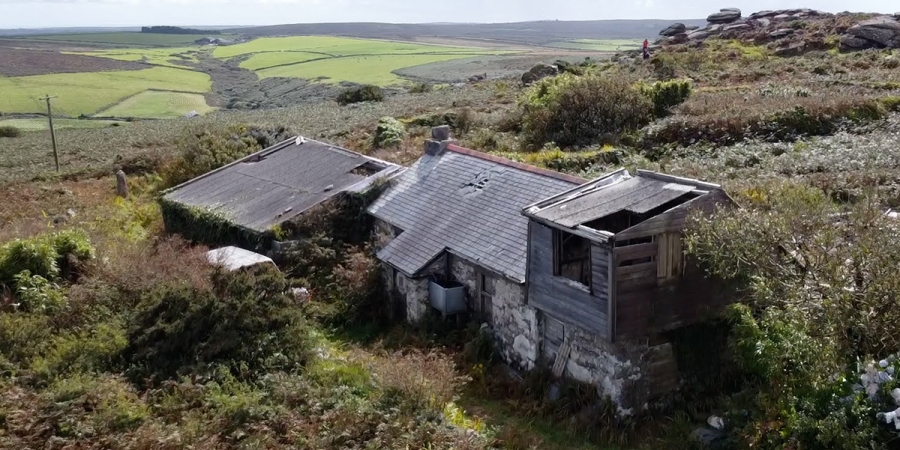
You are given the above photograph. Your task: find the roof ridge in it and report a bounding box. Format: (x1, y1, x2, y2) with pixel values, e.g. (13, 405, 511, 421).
(445, 144, 587, 185)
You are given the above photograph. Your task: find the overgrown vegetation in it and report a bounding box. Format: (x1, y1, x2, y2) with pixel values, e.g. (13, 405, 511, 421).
(336, 84, 385, 105)
(0, 125, 21, 138)
(160, 123, 291, 188)
(684, 183, 900, 448)
(520, 73, 652, 149)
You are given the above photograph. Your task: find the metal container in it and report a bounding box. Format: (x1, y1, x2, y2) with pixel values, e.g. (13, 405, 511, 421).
(428, 279, 467, 315)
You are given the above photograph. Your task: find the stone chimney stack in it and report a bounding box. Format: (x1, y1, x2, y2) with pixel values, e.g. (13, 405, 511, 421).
(424, 125, 453, 156)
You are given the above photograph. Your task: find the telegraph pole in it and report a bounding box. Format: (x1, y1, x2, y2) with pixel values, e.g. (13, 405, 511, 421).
(39, 95, 59, 172)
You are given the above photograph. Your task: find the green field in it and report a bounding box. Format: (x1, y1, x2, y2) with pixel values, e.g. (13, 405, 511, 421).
(96, 91, 214, 118)
(213, 36, 482, 59)
(25, 32, 216, 46)
(214, 35, 505, 86)
(548, 39, 642, 51)
(66, 47, 202, 68)
(239, 51, 329, 70)
(256, 53, 485, 85)
(0, 118, 127, 131)
(0, 67, 211, 116)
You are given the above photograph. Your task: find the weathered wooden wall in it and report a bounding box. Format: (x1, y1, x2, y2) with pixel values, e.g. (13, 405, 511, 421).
(613, 191, 734, 340)
(527, 221, 610, 337)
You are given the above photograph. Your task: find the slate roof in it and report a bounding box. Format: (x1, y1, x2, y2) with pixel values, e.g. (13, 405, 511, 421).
(163, 137, 401, 232)
(368, 144, 583, 283)
(524, 169, 720, 229)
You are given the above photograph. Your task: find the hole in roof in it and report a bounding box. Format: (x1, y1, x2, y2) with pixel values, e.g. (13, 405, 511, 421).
(350, 161, 385, 177)
(456, 168, 504, 198)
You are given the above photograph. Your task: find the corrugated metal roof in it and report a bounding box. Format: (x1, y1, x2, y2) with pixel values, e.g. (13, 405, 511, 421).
(368, 146, 581, 283)
(528, 173, 698, 228)
(163, 138, 398, 232)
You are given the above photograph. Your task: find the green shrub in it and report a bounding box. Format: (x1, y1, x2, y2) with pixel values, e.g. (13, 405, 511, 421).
(373, 116, 406, 148)
(0, 230, 95, 289)
(0, 125, 20, 138)
(124, 266, 315, 383)
(520, 73, 653, 149)
(336, 84, 384, 105)
(13, 271, 66, 314)
(408, 82, 433, 93)
(640, 79, 692, 118)
(650, 54, 677, 80)
(0, 312, 53, 364)
(31, 321, 127, 380)
(880, 96, 900, 112)
(0, 239, 59, 285)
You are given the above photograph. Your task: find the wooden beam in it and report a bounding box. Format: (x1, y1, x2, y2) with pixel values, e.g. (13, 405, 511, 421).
(614, 242, 658, 261)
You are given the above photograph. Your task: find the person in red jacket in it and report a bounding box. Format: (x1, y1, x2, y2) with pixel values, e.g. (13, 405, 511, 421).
(642, 39, 650, 60)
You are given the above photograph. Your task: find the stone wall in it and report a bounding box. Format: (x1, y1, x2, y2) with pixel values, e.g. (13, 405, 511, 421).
(564, 324, 649, 416)
(448, 255, 536, 370)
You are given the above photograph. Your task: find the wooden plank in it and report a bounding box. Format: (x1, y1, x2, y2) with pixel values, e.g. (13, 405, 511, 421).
(616, 261, 657, 276)
(552, 336, 572, 378)
(614, 242, 658, 261)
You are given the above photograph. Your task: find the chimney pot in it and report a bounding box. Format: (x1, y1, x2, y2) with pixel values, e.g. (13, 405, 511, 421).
(431, 125, 451, 141)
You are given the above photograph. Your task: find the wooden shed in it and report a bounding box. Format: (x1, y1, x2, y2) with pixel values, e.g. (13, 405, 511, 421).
(522, 169, 735, 399)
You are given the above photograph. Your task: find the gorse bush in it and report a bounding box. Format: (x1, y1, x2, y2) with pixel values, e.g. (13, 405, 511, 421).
(124, 265, 314, 383)
(0, 125, 21, 138)
(520, 73, 653, 149)
(0, 230, 95, 291)
(640, 79, 692, 118)
(336, 84, 384, 105)
(686, 183, 900, 449)
(373, 116, 406, 148)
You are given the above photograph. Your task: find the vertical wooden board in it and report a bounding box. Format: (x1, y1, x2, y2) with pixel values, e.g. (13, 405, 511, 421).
(657, 233, 668, 278)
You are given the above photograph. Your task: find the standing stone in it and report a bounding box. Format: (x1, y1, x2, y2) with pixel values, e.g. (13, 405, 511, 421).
(115, 170, 128, 198)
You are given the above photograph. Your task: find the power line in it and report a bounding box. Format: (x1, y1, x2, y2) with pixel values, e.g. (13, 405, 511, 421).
(38, 95, 60, 172)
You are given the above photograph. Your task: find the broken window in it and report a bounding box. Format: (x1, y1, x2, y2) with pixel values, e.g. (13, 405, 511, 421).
(618, 235, 656, 267)
(477, 272, 494, 322)
(553, 230, 591, 287)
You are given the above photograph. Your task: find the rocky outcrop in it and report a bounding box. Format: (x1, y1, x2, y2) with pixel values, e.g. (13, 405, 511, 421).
(769, 28, 795, 39)
(840, 35, 874, 51)
(708, 8, 741, 24)
(521, 63, 559, 86)
(649, 8, 899, 56)
(845, 16, 900, 48)
(774, 41, 806, 57)
(660, 23, 687, 36)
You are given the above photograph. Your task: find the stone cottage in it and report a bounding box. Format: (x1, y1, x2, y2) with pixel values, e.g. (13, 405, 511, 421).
(368, 128, 584, 370)
(370, 128, 736, 413)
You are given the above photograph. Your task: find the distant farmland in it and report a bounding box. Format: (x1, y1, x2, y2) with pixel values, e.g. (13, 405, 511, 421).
(23, 32, 216, 46)
(215, 36, 511, 86)
(548, 39, 643, 52)
(0, 67, 211, 116)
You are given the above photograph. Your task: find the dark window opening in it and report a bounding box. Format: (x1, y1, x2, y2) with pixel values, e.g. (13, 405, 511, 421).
(553, 230, 591, 287)
(584, 192, 701, 234)
(619, 256, 655, 267)
(477, 272, 494, 322)
(350, 161, 385, 176)
(615, 235, 654, 247)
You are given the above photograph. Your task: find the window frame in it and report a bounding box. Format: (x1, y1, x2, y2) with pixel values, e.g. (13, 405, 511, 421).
(552, 229, 592, 289)
(477, 271, 494, 322)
